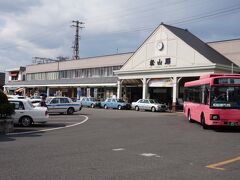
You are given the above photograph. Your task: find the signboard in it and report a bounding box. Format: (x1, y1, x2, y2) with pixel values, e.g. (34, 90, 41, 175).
(149, 79, 174, 87)
(77, 87, 81, 99)
(94, 88, 98, 98)
(214, 78, 240, 84)
(87, 88, 91, 97)
(148, 57, 176, 68)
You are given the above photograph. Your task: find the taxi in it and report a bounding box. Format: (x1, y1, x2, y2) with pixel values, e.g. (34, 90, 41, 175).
(46, 97, 82, 115)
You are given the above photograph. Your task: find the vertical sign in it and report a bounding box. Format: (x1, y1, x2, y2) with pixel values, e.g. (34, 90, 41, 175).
(94, 88, 98, 98)
(87, 88, 91, 97)
(77, 87, 81, 100)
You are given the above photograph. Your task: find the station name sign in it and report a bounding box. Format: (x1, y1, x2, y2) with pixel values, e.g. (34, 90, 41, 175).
(149, 58, 171, 67)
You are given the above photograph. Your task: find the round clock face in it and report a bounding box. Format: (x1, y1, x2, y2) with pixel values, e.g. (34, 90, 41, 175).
(156, 41, 164, 51)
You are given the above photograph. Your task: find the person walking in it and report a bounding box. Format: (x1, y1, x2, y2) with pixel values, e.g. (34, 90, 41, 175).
(40, 96, 47, 107)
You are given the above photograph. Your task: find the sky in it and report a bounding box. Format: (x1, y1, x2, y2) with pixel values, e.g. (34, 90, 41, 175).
(0, 0, 240, 72)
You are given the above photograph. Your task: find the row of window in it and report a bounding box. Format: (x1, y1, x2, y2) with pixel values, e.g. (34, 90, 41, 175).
(184, 84, 210, 104)
(26, 66, 121, 81)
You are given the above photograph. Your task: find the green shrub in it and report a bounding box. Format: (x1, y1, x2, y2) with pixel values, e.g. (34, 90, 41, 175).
(0, 90, 15, 119)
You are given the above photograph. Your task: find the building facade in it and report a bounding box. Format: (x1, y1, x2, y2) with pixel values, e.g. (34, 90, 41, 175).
(4, 67, 26, 94)
(4, 53, 132, 100)
(4, 23, 240, 109)
(115, 24, 240, 109)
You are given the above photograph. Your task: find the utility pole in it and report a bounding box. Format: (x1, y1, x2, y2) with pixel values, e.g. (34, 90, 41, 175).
(71, 20, 85, 60)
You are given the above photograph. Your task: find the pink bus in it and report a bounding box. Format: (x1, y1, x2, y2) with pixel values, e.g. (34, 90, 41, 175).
(184, 74, 240, 129)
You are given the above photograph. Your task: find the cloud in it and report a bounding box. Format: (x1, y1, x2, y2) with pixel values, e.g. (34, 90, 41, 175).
(0, 0, 41, 15)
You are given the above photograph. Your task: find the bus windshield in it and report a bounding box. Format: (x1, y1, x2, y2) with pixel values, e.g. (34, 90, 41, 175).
(210, 86, 240, 109)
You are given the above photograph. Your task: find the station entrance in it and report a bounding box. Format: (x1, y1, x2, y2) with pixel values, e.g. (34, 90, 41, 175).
(149, 87, 172, 105)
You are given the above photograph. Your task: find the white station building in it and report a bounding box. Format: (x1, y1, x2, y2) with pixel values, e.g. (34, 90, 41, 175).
(4, 23, 240, 110)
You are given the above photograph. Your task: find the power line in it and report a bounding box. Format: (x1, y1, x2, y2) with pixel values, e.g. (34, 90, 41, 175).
(85, 0, 188, 24)
(172, 5, 240, 25)
(83, 3, 240, 38)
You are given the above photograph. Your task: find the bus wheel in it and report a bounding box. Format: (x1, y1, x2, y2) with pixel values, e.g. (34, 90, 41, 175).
(188, 110, 194, 123)
(201, 114, 208, 129)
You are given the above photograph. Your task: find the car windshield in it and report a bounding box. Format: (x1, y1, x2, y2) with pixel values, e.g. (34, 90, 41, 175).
(210, 86, 240, 109)
(149, 99, 159, 104)
(46, 98, 52, 104)
(89, 98, 96, 101)
(117, 99, 125, 103)
(31, 96, 41, 99)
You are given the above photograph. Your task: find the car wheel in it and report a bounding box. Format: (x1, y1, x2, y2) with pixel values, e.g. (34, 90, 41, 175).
(201, 114, 208, 129)
(135, 106, 139, 111)
(188, 110, 194, 123)
(67, 107, 74, 115)
(91, 104, 95, 108)
(20, 116, 32, 127)
(118, 105, 122, 110)
(104, 105, 108, 109)
(151, 107, 156, 112)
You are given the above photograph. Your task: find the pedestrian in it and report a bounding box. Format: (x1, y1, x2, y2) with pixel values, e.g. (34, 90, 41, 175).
(40, 96, 47, 107)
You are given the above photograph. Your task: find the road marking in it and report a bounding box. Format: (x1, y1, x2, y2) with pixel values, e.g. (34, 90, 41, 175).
(112, 148, 125, 151)
(47, 122, 81, 124)
(6, 115, 88, 136)
(140, 153, 160, 158)
(206, 156, 240, 170)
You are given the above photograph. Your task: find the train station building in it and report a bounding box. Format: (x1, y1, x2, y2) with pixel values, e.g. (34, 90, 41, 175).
(4, 23, 240, 108)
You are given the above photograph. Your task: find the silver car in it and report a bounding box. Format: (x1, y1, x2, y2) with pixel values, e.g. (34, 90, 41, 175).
(131, 99, 168, 112)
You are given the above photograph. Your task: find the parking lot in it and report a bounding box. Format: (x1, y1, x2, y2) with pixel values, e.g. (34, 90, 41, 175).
(1, 108, 240, 180)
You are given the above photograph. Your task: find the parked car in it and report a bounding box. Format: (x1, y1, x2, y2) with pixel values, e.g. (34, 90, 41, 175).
(101, 98, 130, 110)
(46, 97, 82, 115)
(79, 97, 101, 108)
(9, 99, 49, 127)
(131, 99, 168, 112)
(29, 96, 42, 100)
(7, 95, 25, 99)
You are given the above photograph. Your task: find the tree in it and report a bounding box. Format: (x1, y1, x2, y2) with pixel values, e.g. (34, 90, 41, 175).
(0, 90, 15, 119)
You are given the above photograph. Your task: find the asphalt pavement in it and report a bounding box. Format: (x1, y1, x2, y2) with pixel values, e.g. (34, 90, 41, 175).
(0, 108, 240, 180)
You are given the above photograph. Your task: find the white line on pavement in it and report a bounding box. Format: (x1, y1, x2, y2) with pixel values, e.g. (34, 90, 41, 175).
(140, 153, 161, 157)
(6, 115, 89, 136)
(112, 148, 125, 151)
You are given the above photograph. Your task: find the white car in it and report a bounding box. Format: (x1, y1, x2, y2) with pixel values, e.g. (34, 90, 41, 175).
(131, 99, 168, 112)
(46, 97, 82, 115)
(7, 95, 25, 99)
(9, 99, 49, 127)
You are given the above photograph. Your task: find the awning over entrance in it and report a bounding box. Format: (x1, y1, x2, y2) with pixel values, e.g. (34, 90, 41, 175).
(15, 87, 25, 92)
